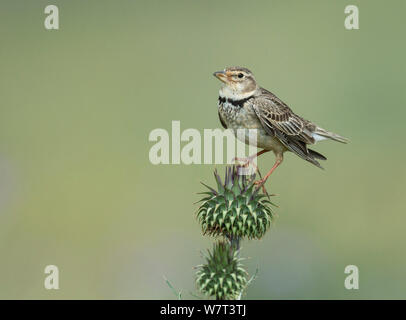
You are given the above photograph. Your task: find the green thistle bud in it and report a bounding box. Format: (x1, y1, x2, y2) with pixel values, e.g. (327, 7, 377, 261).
(196, 240, 248, 300)
(196, 166, 276, 239)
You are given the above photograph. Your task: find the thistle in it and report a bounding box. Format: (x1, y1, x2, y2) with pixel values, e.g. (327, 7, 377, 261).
(196, 240, 248, 300)
(196, 166, 276, 239)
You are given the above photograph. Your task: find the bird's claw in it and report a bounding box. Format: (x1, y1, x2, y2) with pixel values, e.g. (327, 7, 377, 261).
(232, 157, 258, 175)
(254, 178, 270, 199)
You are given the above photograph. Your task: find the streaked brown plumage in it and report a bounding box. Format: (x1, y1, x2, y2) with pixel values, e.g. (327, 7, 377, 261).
(213, 66, 348, 186)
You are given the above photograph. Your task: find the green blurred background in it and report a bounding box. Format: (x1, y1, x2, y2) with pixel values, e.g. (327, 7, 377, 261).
(0, 0, 405, 299)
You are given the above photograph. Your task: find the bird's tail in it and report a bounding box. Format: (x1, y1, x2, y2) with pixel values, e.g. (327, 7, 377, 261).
(308, 149, 327, 161)
(314, 127, 349, 144)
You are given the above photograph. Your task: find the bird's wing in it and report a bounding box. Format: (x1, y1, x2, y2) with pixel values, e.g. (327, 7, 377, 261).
(251, 88, 324, 168)
(251, 88, 316, 144)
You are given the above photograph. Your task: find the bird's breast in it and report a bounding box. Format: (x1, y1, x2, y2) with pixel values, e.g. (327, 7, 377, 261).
(218, 99, 260, 130)
(218, 98, 286, 152)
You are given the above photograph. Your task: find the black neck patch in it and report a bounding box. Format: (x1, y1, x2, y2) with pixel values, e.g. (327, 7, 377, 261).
(218, 96, 253, 108)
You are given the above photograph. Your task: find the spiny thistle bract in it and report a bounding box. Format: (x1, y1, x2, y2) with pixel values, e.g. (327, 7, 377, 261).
(196, 240, 247, 300)
(196, 166, 276, 239)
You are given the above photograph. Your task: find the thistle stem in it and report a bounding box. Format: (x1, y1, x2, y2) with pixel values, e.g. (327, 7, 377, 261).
(228, 235, 241, 253)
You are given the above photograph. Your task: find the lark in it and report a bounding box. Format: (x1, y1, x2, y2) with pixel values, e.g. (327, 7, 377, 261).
(213, 66, 348, 187)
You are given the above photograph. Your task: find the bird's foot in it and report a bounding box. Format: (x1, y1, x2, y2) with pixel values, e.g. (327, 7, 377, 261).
(254, 178, 270, 198)
(232, 156, 258, 174)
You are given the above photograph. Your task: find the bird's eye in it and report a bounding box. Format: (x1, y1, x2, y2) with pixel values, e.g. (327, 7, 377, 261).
(237, 73, 244, 78)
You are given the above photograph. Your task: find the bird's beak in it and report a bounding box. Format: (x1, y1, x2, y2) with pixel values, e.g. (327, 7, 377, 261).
(213, 70, 227, 83)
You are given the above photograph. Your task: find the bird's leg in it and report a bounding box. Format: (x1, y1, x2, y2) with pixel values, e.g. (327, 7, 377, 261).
(233, 149, 270, 169)
(254, 154, 283, 194)
(233, 149, 270, 178)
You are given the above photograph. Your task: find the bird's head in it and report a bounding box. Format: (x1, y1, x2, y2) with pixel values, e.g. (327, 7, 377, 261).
(213, 66, 257, 99)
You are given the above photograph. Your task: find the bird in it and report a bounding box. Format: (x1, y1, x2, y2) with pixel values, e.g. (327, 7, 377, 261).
(213, 66, 348, 188)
